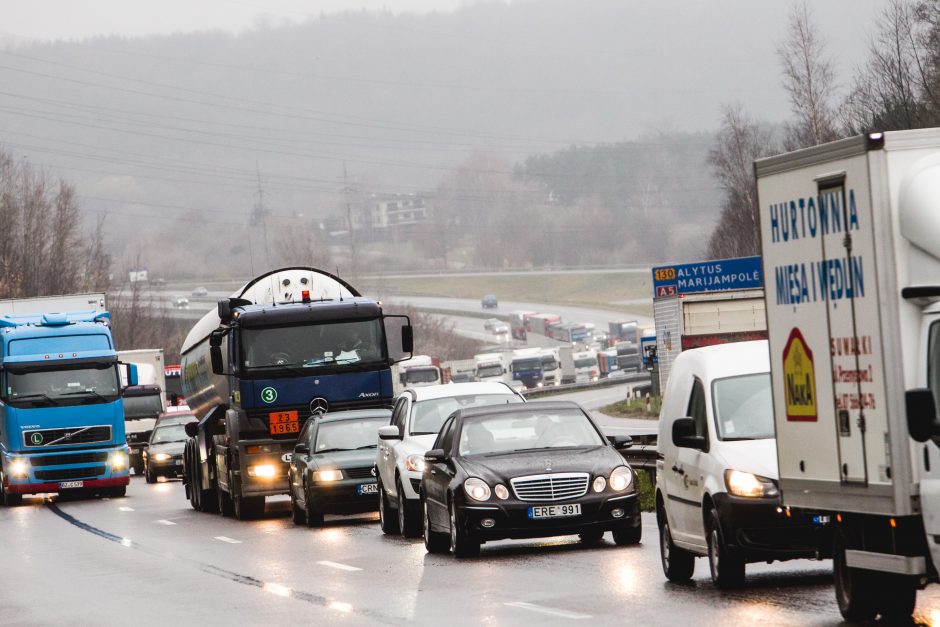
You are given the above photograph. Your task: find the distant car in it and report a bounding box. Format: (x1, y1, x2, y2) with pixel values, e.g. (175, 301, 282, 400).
(154, 412, 196, 430)
(491, 323, 510, 336)
(191, 286, 209, 297)
(421, 400, 640, 557)
(481, 294, 498, 309)
(172, 296, 189, 308)
(483, 318, 501, 331)
(288, 409, 392, 527)
(142, 423, 187, 483)
(376, 382, 525, 537)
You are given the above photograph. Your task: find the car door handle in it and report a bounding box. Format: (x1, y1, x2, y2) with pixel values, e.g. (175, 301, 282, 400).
(671, 465, 685, 475)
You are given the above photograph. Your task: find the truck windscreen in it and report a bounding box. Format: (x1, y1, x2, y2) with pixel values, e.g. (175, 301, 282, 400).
(476, 365, 503, 378)
(404, 368, 438, 383)
(574, 358, 597, 368)
(512, 358, 541, 371)
(240, 318, 386, 371)
(5, 363, 120, 408)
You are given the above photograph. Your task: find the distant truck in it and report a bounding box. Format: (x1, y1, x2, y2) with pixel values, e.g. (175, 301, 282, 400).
(509, 311, 536, 341)
(396, 355, 442, 390)
(573, 350, 599, 383)
(614, 341, 642, 373)
(180, 267, 412, 520)
(608, 320, 639, 346)
(756, 130, 940, 620)
(597, 348, 620, 378)
(539, 349, 561, 386)
(118, 349, 166, 475)
(0, 294, 134, 504)
(473, 353, 507, 383)
(651, 256, 766, 392)
(527, 313, 562, 338)
(509, 348, 544, 389)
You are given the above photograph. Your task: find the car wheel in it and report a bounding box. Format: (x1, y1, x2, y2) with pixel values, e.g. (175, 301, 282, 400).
(145, 463, 156, 484)
(290, 485, 305, 525)
(423, 498, 449, 554)
(304, 486, 324, 527)
(658, 512, 694, 582)
(398, 478, 420, 538)
(379, 482, 399, 535)
(132, 459, 144, 476)
(707, 509, 744, 589)
(449, 498, 480, 558)
(612, 521, 642, 546)
(579, 529, 605, 546)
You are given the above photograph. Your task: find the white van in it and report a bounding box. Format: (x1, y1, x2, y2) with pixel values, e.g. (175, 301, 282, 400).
(655, 340, 824, 588)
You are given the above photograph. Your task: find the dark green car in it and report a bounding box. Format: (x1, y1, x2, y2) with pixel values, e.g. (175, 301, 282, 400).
(288, 409, 391, 527)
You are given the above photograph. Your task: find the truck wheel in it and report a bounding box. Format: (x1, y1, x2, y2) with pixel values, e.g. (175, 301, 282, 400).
(659, 515, 694, 581)
(234, 492, 265, 520)
(397, 478, 421, 538)
(1, 479, 23, 507)
(106, 486, 126, 498)
(707, 509, 745, 588)
(874, 574, 917, 622)
(833, 530, 878, 621)
(217, 479, 235, 517)
(378, 481, 399, 535)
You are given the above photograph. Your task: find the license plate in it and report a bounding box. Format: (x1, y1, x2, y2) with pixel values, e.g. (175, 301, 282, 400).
(59, 481, 84, 489)
(528, 503, 581, 519)
(269, 410, 299, 435)
(174, 460, 183, 466)
(357, 483, 378, 495)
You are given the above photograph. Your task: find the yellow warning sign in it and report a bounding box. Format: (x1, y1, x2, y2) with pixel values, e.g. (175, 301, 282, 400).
(783, 327, 817, 422)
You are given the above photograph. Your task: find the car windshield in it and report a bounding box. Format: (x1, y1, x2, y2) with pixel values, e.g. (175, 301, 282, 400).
(151, 424, 187, 443)
(240, 318, 386, 370)
(411, 393, 521, 435)
(403, 368, 439, 384)
(123, 393, 164, 420)
(457, 408, 605, 456)
(5, 363, 120, 407)
(712, 373, 774, 440)
(574, 357, 597, 368)
(314, 416, 388, 452)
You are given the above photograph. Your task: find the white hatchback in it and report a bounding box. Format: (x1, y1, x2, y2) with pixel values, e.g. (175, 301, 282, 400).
(375, 381, 525, 537)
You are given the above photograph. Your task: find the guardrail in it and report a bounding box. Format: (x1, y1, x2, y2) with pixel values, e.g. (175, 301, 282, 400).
(521, 373, 650, 399)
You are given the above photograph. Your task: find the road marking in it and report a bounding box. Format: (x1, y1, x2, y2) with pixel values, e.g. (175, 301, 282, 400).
(156, 519, 177, 526)
(214, 536, 242, 544)
(118, 506, 134, 512)
(317, 560, 362, 572)
(504, 602, 592, 620)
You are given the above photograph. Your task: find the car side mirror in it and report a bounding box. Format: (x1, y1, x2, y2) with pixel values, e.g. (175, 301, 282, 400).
(672, 417, 706, 450)
(424, 449, 446, 463)
(378, 425, 402, 440)
(907, 388, 940, 443)
(608, 434, 633, 449)
(294, 442, 310, 455)
(184, 421, 199, 438)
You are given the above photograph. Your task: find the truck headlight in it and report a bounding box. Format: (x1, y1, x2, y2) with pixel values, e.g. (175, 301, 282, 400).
(312, 469, 342, 482)
(248, 464, 277, 478)
(404, 454, 426, 473)
(609, 466, 633, 491)
(725, 470, 778, 498)
(9, 458, 28, 478)
(111, 451, 127, 470)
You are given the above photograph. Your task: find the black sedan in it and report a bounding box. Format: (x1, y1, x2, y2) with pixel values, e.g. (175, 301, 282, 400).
(143, 423, 187, 483)
(288, 408, 391, 527)
(420, 400, 640, 557)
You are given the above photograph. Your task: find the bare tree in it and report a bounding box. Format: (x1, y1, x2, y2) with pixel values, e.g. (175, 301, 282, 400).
(778, 3, 840, 149)
(705, 106, 778, 259)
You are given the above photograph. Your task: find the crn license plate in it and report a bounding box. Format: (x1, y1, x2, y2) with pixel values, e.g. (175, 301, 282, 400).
(528, 503, 582, 519)
(59, 481, 84, 489)
(357, 483, 378, 495)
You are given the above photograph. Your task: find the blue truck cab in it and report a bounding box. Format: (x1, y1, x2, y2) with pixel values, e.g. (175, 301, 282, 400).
(0, 310, 133, 505)
(510, 354, 544, 389)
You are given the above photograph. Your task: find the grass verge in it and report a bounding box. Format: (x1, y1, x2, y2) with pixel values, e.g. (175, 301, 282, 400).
(601, 397, 661, 419)
(637, 470, 656, 512)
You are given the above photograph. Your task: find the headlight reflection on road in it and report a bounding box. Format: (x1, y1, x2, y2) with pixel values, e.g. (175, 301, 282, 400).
(263, 582, 291, 598)
(328, 601, 353, 613)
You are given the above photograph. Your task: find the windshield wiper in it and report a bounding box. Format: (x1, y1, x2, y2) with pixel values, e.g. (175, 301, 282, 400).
(62, 390, 112, 403)
(11, 392, 59, 406)
(355, 444, 376, 449)
(313, 447, 352, 454)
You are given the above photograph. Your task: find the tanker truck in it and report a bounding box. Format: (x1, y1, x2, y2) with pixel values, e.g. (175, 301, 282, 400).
(180, 267, 413, 520)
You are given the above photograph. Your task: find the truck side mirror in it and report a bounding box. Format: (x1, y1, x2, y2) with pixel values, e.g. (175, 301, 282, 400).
(672, 417, 706, 450)
(128, 363, 138, 387)
(209, 328, 226, 375)
(907, 388, 940, 442)
(218, 297, 251, 324)
(401, 325, 414, 354)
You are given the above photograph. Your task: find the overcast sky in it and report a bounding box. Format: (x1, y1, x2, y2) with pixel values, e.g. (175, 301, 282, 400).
(0, 0, 468, 43)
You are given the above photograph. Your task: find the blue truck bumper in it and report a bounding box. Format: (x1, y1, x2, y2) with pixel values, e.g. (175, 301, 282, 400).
(2, 446, 130, 495)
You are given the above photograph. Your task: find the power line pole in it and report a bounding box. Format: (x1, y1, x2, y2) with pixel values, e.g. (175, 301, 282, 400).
(343, 161, 358, 279)
(254, 162, 271, 270)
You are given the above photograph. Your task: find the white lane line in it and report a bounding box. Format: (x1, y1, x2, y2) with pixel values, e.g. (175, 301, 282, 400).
(156, 519, 177, 526)
(118, 506, 135, 512)
(504, 602, 592, 620)
(214, 536, 242, 544)
(317, 560, 362, 572)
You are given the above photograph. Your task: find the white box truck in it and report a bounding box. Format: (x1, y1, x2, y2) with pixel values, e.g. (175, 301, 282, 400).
(0, 293, 106, 315)
(117, 349, 166, 474)
(756, 129, 940, 621)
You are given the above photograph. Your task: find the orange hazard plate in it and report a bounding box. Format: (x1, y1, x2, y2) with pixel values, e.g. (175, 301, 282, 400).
(269, 410, 299, 435)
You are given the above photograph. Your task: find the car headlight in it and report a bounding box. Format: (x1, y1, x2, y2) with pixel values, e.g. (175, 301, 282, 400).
(609, 466, 633, 491)
(153, 453, 170, 462)
(9, 458, 28, 478)
(111, 451, 127, 470)
(248, 464, 277, 478)
(404, 454, 426, 473)
(725, 470, 779, 498)
(494, 484, 509, 500)
(593, 476, 607, 492)
(463, 477, 491, 501)
(313, 469, 342, 482)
